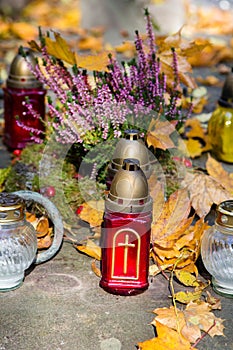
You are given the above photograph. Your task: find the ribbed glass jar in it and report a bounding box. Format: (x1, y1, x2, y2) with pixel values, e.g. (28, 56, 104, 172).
(0, 221, 37, 291)
(201, 200, 233, 297)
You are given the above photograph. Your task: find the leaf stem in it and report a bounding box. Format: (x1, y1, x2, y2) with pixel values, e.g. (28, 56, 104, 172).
(191, 320, 216, 348)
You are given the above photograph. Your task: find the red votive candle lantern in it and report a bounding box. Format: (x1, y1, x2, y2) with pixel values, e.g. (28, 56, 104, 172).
(100, 158, 152, 296)
(3, 47, 46, 150)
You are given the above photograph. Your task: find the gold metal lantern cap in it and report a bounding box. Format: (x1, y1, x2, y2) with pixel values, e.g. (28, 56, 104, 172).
(0, 193, 24, 224)
(106, 158, 152, 213)
(216, 200, 233, 229)
(109, 129, 151, 179)
(219, 68, 233, 108)
(7, 47, 42, 89)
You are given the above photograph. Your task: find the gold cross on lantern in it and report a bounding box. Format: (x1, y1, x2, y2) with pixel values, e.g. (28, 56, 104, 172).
(118, 234, 135, 274)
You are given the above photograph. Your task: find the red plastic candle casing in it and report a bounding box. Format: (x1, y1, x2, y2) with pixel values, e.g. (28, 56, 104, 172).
(3, 87, 46, 149)
(3, 47, 46, 150)
(100, 158, 152, 296)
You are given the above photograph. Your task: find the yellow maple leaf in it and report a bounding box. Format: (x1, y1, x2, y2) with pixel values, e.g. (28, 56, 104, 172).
(138, 321, 196, 350)
(174, 290, 203, 304)
(75, 238, 101, 260)
(151, 189, 208, 271)
(74, 51, 110, 72)
(78, 200, 104, 227)
(174, 270, 200, 287)
(147, 118, 176, 151)
(45, 33, 76, 65)
(151, 188, 191, 241)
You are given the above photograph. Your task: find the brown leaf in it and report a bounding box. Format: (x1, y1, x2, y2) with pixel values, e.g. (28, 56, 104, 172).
(147, 118, 176, 151)
(206, 291, 221, 310)
(91, 260, 101, 277)
(181, 171, 230, 217)
(184, 301, 225, 338)
(206, 154, 233, 195)
(153, 302, 225, 344)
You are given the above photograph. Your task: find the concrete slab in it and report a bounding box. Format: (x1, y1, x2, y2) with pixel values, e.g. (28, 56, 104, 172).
(0, 242, 233, 350)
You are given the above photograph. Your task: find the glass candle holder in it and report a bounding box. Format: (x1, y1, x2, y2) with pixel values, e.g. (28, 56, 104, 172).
(201, 200, 233, 297)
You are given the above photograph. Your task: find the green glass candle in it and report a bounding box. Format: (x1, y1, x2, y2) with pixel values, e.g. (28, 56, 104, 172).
(208, 68, 233, 163)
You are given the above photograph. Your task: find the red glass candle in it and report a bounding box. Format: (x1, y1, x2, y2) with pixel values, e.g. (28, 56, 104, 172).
(3, 47, 46, 150)
(100, 158, 152, 296)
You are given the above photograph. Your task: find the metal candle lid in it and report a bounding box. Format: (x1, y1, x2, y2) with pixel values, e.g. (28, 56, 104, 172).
(109, 129, 151, 179)
(0, 193, 24, 224)
(216, 200, 233, 228)
(218, 68, 233, 109)
(7, 47, 42, 89)
(106, 158, 152, 214)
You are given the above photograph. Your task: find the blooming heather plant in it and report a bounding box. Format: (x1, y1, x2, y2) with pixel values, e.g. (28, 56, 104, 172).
(21, 9, 192, 150)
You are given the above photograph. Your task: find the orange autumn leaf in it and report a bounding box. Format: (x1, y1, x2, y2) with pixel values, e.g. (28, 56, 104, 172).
(10, 22, 38, 40)
(115, 41, 136, 58)
(185, 118, 206, 139)
(78, 36, 103, 52)
(78, 200, 104, 227)
(36, 216, 50, 238)
(206, 154, 233, 195)
(22, 0, 81, 30)
(37, 229, 53, 249)
(183, 118, 212, 158)
(147, 118, 175, 151)
(138, 321, 196, 350)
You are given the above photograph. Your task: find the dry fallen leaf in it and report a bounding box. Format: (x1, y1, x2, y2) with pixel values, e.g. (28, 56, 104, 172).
(151, 189, 208, 272)
(206, 154, 233, 195)
(181, 171, 230, 217)
(78, 200, 104, 227)
(147, 118, 176, 151)
(75, 238, 101, 260)
(183, 118, 212, 158)
(152, 301, 224, 344)
(138, 321, 196, 350)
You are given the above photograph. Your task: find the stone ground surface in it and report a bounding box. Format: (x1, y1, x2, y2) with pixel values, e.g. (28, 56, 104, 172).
(1, 0, 233, 349)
